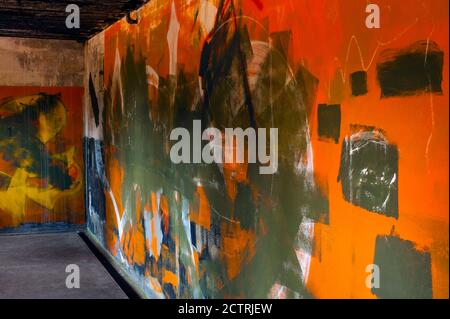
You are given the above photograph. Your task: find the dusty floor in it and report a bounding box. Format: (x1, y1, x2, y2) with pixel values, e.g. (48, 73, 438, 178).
(0, 232, 127, 299)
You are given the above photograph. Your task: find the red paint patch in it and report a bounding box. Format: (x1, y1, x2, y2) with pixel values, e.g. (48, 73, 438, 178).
(251, 0, 263, 10)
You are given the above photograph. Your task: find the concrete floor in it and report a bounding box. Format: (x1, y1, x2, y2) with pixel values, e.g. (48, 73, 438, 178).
(0, 232, 128, 299)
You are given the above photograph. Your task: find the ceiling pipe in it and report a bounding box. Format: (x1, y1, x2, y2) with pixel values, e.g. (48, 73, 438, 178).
(126, 0, 150, 24)
(126, 11, 139, 24)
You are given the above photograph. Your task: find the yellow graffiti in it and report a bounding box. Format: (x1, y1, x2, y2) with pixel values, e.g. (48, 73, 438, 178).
(0, 94, 80, 227)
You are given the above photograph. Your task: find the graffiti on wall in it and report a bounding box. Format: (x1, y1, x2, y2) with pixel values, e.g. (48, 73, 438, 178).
(84, 0, 448, 298)
(0, 87, 84, 231)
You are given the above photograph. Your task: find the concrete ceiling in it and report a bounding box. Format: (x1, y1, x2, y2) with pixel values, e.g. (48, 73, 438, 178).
(0, 0, 148, 41)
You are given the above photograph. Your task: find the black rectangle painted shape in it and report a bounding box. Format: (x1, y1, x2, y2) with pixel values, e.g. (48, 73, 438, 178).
(318, 104, 341, 143)
(372, 235, 432, 299)
(351, 71, 368, 96)
(0, 174, 11, 191)
(338, 126, 399, 218)
(377, 40, 443, 97)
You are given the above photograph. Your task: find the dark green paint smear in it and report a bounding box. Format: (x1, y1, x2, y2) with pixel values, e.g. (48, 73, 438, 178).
(338, 125, 398, 218)
(372, 235, 432, 299)
(98, 0, 329, 298)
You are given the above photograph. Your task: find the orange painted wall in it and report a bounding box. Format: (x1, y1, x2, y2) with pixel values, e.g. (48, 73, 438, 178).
(85, 0, 448, 298)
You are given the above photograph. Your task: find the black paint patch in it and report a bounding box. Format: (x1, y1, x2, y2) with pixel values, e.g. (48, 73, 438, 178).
(338, 125, 398, 218)
(84, 137, 106, 245)
(0, 173, 11, 191)
(190, 221, 197, 249)
(234, 183, 256, 230)
(89, 73, 100, 127)
(350, 71, 368, 96)
(318, 104, 341, 143)
(372, 235, 433, 299)
(377, 40, 443, 97)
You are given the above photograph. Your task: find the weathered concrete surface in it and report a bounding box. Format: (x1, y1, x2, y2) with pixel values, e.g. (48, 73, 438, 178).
(0, 232, 128, 299)
(0, 1, 147, 40)
(0, 37, 84, 86)
(84, 32, 104, 139)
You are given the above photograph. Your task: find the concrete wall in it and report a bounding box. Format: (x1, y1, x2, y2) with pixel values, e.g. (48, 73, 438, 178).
(0, 37, 83, 87)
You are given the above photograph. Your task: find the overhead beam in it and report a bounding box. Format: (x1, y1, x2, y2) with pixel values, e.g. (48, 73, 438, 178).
(0, 0, 148, 41)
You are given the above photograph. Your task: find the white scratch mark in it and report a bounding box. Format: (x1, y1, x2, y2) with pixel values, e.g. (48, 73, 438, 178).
(167, 1, 180, 76)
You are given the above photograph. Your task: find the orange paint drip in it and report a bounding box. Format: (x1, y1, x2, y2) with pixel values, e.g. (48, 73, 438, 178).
(151, 191, 158, 214)
(105, 154, 125, 255)
(160, 195, 169, 234)
(190, 186, 211, 230)
(193, 250, 200, 276)
(221, 222, 256, 280)
(222, 135, 249, 202)
(163, 269, 179, 289)
(133, 223, 146, 265)
(122, 225, 146, 266)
